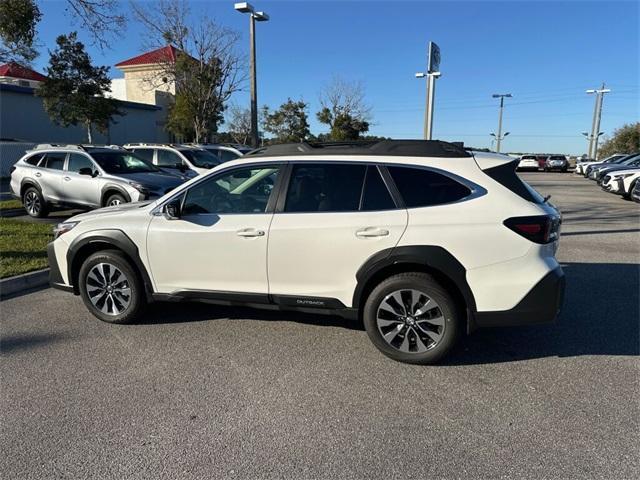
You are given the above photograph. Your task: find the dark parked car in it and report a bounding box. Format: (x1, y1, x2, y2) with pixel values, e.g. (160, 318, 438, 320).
(632, 179, 640, 203)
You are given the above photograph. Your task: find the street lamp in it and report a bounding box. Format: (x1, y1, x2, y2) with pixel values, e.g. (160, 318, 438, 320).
(234, 2, 269, 148)
(585, 84, 610, 159)
(415, 41, 441, 140)
(491, 93, 512, 153)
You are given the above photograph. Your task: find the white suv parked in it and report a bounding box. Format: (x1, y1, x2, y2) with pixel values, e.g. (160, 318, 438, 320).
(47, 140, 565, 364)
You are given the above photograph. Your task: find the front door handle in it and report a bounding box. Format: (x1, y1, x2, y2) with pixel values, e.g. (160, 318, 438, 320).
(356, 227, 390, 238)
(34, 172, 42, 177)
(63, 176, 71, 181)
(236, 228, 265, 238)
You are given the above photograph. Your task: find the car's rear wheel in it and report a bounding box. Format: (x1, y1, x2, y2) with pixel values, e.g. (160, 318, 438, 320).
(623, 180, 636, 200)
(363, 272, 460, 364)
(78, 250, 146, 324)
(105, 193, 127, 207)
(22, 187, 49, 218)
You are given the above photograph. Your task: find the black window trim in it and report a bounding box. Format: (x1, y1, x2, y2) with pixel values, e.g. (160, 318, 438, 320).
(274, 161, 403, 214)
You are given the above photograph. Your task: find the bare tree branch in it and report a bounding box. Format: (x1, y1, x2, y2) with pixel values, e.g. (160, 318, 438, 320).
(65, 0, 126, 50)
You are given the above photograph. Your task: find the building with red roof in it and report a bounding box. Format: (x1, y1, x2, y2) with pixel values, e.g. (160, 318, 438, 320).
(0, 62, 47, 88)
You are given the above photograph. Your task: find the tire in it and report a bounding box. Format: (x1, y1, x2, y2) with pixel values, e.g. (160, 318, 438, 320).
(22, 186, 49, 218)
(363, 272, 460, 364)
(105, 193, 127, 207)
(78, 250, 146, 324)
(623, 181, 636, 200)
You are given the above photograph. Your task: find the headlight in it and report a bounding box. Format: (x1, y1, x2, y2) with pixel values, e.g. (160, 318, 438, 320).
(128, 181, 151, 194)
(53, 221, 79, 239)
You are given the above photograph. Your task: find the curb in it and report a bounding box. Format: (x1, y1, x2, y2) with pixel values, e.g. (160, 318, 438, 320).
(0, 269, 50, 300)
(0, 208, 26, 217)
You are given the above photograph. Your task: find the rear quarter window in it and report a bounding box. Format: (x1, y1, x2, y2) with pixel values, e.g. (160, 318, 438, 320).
(387, 166, 472, 208)
(23, 153, 43, 166)
(483, 160, 544, 203)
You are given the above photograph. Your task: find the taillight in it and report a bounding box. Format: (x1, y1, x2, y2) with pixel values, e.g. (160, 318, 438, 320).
(503, 215, 559, 244)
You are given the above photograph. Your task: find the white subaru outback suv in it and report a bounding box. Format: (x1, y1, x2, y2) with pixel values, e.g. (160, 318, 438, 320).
(47, 140, 565, 364)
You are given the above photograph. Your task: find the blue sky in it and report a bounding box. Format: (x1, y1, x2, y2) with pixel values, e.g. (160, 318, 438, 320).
(34, 0, 638, 154)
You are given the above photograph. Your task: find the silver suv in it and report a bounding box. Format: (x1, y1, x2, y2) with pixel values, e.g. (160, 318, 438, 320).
(9, 144, 187, 218)
(124, 143, 221, 176)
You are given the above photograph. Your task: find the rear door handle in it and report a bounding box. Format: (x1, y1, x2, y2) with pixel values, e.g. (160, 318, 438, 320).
(63, 176, 71, 181)
(356, 227, 389, 238)
(236, 228, 265, 238)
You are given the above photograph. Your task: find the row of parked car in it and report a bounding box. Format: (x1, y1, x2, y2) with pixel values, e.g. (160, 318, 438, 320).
(517, 154, 570, 172)
(9, 142, 252, 217)
(575, 152, 640, 202)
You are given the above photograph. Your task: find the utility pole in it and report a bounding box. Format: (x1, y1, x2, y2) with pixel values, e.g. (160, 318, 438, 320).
(586, 83, 610, 159)
(415, 41, 441, 140)
(491, 93, 512, 153)
(235, 3, 269, 148)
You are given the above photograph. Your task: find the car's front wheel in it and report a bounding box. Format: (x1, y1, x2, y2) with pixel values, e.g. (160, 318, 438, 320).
(105, 193, 127, 207)
(78, 250, 146, 324)
(22, 187, 49, 218)
(363, 272, 460, 364)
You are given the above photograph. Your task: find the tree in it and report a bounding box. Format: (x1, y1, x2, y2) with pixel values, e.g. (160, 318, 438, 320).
(225, 105, 252, 145)
(0, 1, 125, 63)
(166, 92, 195, 142)
(132, 0, 245, 143)
(598, 123, 640, 159)
(263, 98, 310, 144)
(0, 0, 42, 63)
(37, 32, 122, 143)
(316, 76, 372, 141)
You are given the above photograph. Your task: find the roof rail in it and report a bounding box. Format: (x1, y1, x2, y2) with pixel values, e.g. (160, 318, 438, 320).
(245, 140, 471, 158)
(33, 143, 87, 151)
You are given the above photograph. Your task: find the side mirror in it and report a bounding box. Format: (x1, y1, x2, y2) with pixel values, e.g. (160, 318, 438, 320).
(79, 167, 96, 176)
(163, 199, 181, 220)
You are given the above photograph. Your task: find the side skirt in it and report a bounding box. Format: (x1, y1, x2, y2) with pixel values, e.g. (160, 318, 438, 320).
(151, 291, 359, 320)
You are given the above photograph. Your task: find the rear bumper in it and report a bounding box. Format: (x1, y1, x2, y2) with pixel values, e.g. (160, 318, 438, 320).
(474, 266, 565, 328)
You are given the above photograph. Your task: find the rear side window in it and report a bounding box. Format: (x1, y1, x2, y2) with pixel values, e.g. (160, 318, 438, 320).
(133, 149, 154, 163)
(483, 160, 544, 203)
(157, 149, 183, 167)
(285, 164, 366, 212)
(42, 152, 66, 170)
(220, 150, 241, 162)
(24, 153, 43, 165)
(387, 166, 471, 208)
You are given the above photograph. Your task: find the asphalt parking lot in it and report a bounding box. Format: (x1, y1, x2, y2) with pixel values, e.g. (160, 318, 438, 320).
(1, 172, 638, 479)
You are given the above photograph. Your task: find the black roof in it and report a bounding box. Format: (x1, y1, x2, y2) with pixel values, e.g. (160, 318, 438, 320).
(246, 140, 471, 158)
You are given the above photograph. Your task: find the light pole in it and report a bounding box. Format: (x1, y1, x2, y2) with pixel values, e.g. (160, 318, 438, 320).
(586, 84, 610, 159)
(582, 131, 604, 158)
(491, 93, 512, 153)
(234, 2, 269, 148)
(415, 41, 441, 140)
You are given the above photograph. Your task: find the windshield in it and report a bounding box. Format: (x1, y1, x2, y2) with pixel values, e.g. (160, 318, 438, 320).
(91, 151, 159, 174)
(180, 149, 220, 169)
(549, 156, 565, 160)
(620, 155, 640, 165)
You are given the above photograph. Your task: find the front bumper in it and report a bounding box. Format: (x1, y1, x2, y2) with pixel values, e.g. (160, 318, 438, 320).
(47, 242, 74, 293)
(474, 266, 565, 328)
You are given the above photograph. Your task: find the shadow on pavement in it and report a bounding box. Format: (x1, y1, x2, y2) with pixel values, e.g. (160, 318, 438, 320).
(138, 301, 363, 330)
(446, 262, 640, 365)
(0, 332, 74, 354)
(130, 262, 639, 362)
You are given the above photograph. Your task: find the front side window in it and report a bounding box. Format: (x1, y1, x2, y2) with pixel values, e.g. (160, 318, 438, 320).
(179, 149, 219, 169)
(284, 164, 367, 213)
(182, 165, 280, 215)
(91, 151, 158, 174)
(132, 149, 154, 163)
(388, 166, 472, 208)
(42, 152, 66, 170)
(67, 153, 96, 173)
(157, 149, 183, 168)
(219, 149, 241, 162)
